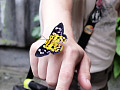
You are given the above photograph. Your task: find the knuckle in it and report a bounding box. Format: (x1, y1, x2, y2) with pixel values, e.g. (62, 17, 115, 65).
(80, 49, 84, 56)
(33, 73, 38, 78)
(33, 71, 38, 78)
(46, 80, 57, 86)
(38, 72, 46, 80)
(61, 71, 72, 79)
(68, 47, 79, 55)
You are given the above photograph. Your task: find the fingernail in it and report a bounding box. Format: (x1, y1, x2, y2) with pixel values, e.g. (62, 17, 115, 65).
(86, 79, 90, 84)
(83, 78, 90, 85)
(86, 79, 91, 90)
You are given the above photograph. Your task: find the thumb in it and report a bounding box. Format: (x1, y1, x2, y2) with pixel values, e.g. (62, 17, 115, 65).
(77, 52, 91, 90)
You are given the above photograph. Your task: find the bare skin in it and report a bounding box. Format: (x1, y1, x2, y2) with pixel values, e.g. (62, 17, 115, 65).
(30, 0, 91, 90)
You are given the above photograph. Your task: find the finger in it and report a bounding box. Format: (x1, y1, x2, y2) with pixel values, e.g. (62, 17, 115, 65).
(56, 56, 76, 90)
(77, 52, 91, 90)
(30, 40, 45, 77)
(38, 57, 48, 80)
(46, 53, 62, 87)
(30, 43, 39, 77)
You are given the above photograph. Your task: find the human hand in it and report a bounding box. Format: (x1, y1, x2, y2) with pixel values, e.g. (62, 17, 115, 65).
(30, 38, 91, 90)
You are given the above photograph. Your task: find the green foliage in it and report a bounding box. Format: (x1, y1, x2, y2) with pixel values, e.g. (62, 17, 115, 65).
(116, 35, 120, 56)
(33, 14, 39, 22)
(116, 18, 120, 31)
(32, 14, 41, 39)
(113, 17, 120, 78)
(114, 54, 120, 78)
(32, 26, 41, 39)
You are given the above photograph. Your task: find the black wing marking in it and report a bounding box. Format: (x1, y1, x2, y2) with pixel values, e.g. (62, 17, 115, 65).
(51, 23, 67, 40)
(35, 23, 67, 57)
(35, 45, 51, 57)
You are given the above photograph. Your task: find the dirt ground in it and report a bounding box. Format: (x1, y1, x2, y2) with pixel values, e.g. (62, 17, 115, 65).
(0, 67, 49, 90)
(0, 47, 30, 90)
(0, 67, 27, 90)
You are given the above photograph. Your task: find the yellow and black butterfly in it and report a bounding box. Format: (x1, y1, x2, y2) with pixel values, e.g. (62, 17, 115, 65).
(35, 23, 67, 57)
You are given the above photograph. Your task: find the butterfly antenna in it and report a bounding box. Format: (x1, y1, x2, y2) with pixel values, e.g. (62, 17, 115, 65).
(42, 35, 47, 39)
(40, 35, 47, 40)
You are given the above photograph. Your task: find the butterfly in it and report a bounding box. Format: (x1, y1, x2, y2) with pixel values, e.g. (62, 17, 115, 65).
(35, 23, 67, 57)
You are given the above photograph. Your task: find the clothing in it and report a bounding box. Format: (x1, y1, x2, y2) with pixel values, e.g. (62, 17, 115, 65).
(72, 0, 118, 73)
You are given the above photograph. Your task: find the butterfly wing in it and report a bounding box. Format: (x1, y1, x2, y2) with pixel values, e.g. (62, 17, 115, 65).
(49, 41, 63, 54)
(49, 23, 67, 54)
(35, 44, 51, 57)
(35, 23, 67, 57)
(51, 23, 67, 43)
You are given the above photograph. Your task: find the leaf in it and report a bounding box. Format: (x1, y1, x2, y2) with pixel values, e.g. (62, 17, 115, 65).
(113, 54, 120, 78)
(116, 17, 120, 31)
(116, 35, 120, 56)
(33, 14, 39, 22)
(118, 27, 120, 31)
(32, 26, 41, 39)
(117, 17, 120, 23)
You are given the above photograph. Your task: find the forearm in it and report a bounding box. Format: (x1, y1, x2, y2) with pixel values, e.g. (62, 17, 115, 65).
(39, 0, 73, 39)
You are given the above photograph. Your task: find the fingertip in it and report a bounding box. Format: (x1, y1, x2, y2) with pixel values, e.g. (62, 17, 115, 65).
(78, 77, 91, 90)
